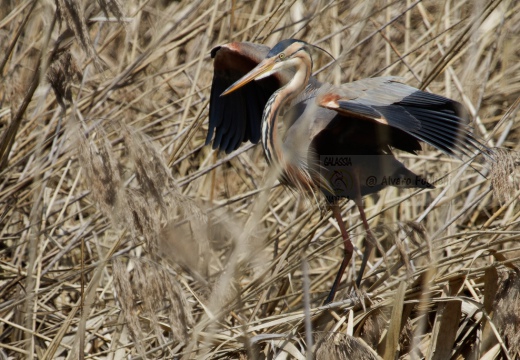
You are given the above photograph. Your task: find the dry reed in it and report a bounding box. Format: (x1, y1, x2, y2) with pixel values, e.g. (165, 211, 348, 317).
(1, 0, 519, 359)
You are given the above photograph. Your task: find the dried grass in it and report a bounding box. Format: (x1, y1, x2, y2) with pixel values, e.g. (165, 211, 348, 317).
(1, 0, 520, 358)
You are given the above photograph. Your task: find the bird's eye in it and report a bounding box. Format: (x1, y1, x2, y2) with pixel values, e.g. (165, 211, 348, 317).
(278, 53, 285, 60)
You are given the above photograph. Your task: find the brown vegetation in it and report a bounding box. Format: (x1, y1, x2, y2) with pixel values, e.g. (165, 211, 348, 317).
(1, 0, 519, 358)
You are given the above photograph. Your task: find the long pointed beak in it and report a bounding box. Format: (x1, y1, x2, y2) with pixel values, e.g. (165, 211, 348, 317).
(220, 58, 276, 96)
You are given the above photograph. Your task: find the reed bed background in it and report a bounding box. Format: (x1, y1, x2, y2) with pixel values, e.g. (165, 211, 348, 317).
(1, 0, 519, 358)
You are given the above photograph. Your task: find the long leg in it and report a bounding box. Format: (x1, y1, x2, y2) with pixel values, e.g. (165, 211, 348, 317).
(354, 196, 376, 287)
(324, 204, 354, 304)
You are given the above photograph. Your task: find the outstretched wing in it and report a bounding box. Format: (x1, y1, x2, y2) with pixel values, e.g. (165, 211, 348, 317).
(207, 42, 290, 154)
(319, 77, 484, 157)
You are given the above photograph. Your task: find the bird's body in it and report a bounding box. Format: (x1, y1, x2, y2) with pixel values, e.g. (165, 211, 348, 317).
(206, 39, 483, 303)
(265, 80, 436, 201)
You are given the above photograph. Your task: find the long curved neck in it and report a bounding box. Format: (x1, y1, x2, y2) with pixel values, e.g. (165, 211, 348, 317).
(261, 55, 312, 168)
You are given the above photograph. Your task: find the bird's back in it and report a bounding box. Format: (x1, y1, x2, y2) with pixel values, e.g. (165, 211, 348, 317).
(282, 83, 434, 202)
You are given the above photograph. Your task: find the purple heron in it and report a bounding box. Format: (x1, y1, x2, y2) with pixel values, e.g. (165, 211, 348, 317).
(205, 39, 484, 303)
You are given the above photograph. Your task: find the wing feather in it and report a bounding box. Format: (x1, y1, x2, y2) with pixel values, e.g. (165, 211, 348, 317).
(208, 43, 487, 158)
(207, 42, 287, 153)
(320, 78, 485, 157)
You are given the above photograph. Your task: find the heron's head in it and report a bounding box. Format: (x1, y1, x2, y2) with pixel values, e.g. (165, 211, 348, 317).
(221, 39, 311, 96)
